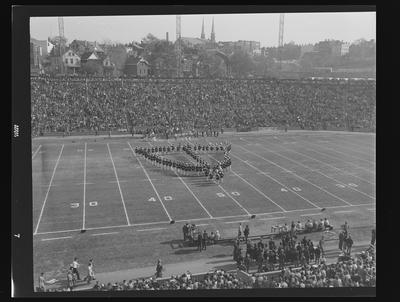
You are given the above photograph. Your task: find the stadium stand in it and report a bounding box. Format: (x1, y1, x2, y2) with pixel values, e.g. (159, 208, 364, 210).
(31, 77, 376, 136)
(42, 245, 374, 291)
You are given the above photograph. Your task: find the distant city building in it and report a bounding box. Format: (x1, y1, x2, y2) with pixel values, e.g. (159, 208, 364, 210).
(30, 37, 51, 57)
(30, 37, 53, 73)
(181, 37, 208, 48)
(232, 40, 261, 55)
(331, 43, 342, 57)
(126, 43, 144, 57)
(69, 40, 104, 57)
(124, 57, 149, 77)
(300, 44, 314, 57)
(201, 18, 205, 40)
(62, 49, 81, 73)
(341, 42, 351, 56)
(210, 17, 216, 44)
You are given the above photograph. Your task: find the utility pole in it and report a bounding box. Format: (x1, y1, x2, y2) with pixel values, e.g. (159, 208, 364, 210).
(58, 17, 65, 74)
(278, 13, 285, 71)
(176, 15, 182, 78)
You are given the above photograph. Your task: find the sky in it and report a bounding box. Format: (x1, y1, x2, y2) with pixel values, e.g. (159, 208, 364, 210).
(30, 12, 375, 47)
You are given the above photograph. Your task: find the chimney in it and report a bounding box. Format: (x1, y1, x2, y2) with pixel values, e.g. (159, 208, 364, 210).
(166, 32, 169, 42)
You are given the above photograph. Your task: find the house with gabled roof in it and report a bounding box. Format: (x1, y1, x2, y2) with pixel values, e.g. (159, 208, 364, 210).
(124, 56, 149, 77)
(62, 49, 81, 74)
(80, 50, 114, 75)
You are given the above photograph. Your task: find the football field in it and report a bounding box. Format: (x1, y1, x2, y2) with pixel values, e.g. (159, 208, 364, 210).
(32, 131, 376, 280)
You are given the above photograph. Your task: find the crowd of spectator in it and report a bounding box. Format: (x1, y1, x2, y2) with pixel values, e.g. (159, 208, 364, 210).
(43, 244, 375, 291)
(182, 223, 222, 249)
(31, 77, 376, 136)
(234, 229, 326, 274)
(38, 220, 376, 292)
(252, 245, 376, 288)
(89, 269, 252, 291)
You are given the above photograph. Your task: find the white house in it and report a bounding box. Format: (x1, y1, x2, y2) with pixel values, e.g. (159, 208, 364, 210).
(62, 50, 81, 73)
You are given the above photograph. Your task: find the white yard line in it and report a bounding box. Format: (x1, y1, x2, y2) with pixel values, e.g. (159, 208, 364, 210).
(224, 220, 248, 224)
(259, 137, 375, 185)
(333, 210, 354, 214)
(185, 138, 252, 216)
(237, 140, 356, 205)
(137, 227, 167, 232)
(91, 232, 119, 236)
(33, 202, 375, 236)
(288, 140, 375, 178)
(151, 141, 213, 219)
(82, 142, 87, 230)
(217, 185, 252, 216)
(207, 153, 287, 213)
(231, 152, 322, 209)
(240, 139, 375, 201)
(107, 143, 131, 226)
(127, 142, 172, 221)
(320, 140, 375, 158)
(284, 137, 376, 174)
(300, 213, 323, 217)
(32, 145, 42, 159)
(41, 236, 72, 241)
(34, 144, 64, 235)
(196, 223, 209, 226)
(303, 140, 375, 166)
(259, 216, 286, 221)
(367, 208, 376, 211)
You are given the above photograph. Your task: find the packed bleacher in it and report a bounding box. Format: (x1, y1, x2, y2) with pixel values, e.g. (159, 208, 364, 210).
(39, 219, 375, 292)
(42, 245, 375, 291)
(31, 77, 376, 136)
(251, 245, 376, 288)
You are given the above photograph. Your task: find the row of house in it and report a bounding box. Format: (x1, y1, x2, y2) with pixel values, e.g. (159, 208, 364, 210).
(31, 37, 150, 77)
(62, 41, 149, 76)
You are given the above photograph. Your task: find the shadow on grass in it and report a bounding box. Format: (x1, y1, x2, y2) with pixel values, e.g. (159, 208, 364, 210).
(212, 263, 238, 272)
(159, 239, 186, 249)
(206, 258, 234, 265)
(173, 248, 203, 255)
(211, 253, 230, 258)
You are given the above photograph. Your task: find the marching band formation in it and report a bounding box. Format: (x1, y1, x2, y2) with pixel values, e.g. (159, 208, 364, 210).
(134, 142, 232, 183)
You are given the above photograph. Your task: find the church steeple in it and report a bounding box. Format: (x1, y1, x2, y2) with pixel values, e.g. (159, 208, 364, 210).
(201, 18, 205, 39)
(210, 17, 215, 43)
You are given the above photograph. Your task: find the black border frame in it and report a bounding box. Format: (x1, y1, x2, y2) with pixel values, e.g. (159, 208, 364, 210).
(12, 4, 382, 298)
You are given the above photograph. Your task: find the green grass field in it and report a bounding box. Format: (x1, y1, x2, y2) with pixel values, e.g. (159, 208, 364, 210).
(32, 130, 375, 287)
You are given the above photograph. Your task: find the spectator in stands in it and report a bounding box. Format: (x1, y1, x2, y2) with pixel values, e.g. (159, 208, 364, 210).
(197, 232, 203, 252)
(31, 78, 376, 136)
(324, 218, 333, 230)
(339, 230, 345, 252)
(317, 219, 324, 231)
(67, 268, 74, 291)
(296, 221, 303, 232)
(319, 236, 325, 258)
(215, 230, 221, 241)
(202, 230, 208, 250)
(244, 225, 250, 243)
(238, 223, 243, 241)
(38, 272, 46, 292)
(345, 235, 354, 255)
(209, 231, 216, 244)
(93, 280, 101, 290)
(85, 259, 95, 284)
(156, 259, 163, 278)
(71, 257, 81, 281)
(183, 223, 188, 241)
(371, 229, 375, 246)
(244, 255, 250, 273)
